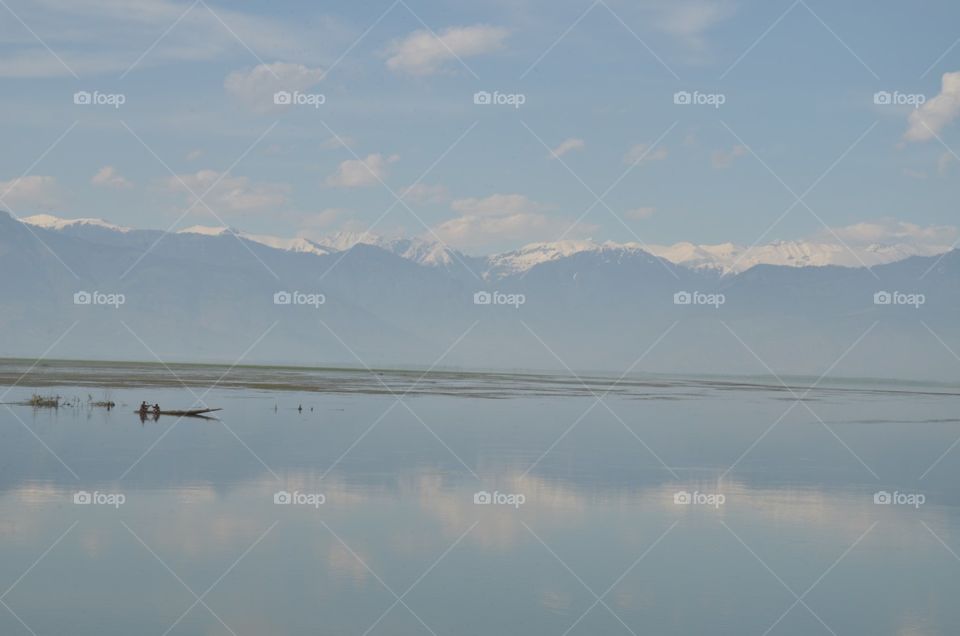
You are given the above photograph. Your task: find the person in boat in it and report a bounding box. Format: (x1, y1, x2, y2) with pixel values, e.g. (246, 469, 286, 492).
(153, 404, 160, 415)
(139, 401, 149, 414)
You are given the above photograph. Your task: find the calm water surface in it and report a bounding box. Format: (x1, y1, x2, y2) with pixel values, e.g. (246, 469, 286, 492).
(1, 363, 959, 635)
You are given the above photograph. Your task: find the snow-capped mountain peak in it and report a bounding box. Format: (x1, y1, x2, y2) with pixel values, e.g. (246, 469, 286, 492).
(177, 225, 333, 256)
(22, 214, 132, 233)
(242, 233, 333, 256)
(310, 231, 387, 252)
(177, 225, 236, 237)
(384, 237, 460, 267)
(309, 232, 463, 267)
(643, 240, 950, 275)
(485, 240, 603, 277)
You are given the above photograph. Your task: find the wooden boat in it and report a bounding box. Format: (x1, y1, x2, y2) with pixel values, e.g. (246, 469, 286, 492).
(135, 408, 222, 417)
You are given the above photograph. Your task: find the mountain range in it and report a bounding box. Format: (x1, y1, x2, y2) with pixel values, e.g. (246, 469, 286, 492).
(3, 212, 959, 380)
(23, 214, 948, 277)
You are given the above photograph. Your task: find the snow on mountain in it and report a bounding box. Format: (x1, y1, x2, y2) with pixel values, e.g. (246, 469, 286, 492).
(489, 240, 599, 267)
(22, 214, 132, 233)
(383, 237, 459, 267)
(22, 215, 950, 276)
(245, 234, 334, 256)
(485, 240, 627, 278)
(644, 240, 950, 274)
(311, 231, 385, 252)
(485, 237, 951, 277)
(178, 225, 233, 237)
(311, 232, 463, 267)
(177, 225, 334, 256)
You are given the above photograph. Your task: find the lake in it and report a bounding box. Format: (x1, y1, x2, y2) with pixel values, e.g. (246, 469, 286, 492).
(1, 360, 959, 635)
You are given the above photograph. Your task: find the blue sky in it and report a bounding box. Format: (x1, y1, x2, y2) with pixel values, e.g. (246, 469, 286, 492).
(1, 0, 958, 254)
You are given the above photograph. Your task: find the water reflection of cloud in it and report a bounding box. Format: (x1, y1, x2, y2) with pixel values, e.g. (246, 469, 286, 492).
(10, 481, 63, 504)
(410, 471, 594, 550)
(79, 528, 104, 558)
(540, 588, 574, 613)
(1, 474, 950, 573)
(173, 484, 219, 504)
(327, 542, 369, 586)
(642, 481, 910, 542)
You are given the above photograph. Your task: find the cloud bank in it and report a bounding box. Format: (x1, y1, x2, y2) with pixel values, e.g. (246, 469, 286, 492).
(386, 25, 508, 75)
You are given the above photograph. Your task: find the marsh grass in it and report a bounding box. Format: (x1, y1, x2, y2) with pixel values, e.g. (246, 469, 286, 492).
(22, 392, 116, 409)
(28, 394, 60, 408)
(87, 392, 116, 409)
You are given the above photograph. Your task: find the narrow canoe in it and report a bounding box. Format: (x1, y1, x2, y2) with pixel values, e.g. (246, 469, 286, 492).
(134, 408, 222, 417)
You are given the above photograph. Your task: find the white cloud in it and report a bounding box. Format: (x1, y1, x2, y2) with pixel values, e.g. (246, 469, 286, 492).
(451, 193, 547, 217)
(624, 143, 668, 164)
(904, 71, 960, 142)
(0, 0, 346, 77)
(326, 153, 398, 188)
(711, 144, 747, 168)
(297, 208, 348, 238)
(625, 207, 656, 220)
(386, 24, 508, 75)
(651, 1, 736, 49)
(336, 218, 380, 235)
(320, 135, 355, 150)
(311, 208, 346, 226)
(0, 175, 60, 211)
(165, 170, 289, 214)
(435, 193, 593, 251)
(433, 214, 577, 252)
(186, 149, 203, 161)
(260, 144, 287, 157)
(224, 62, 325, 113)
(822, 220, 958, 249)
(401, 183, 448, 203)
(550, 138, 585, 159)
(91, 166, 133, 189)
(939, 151, 955, 175)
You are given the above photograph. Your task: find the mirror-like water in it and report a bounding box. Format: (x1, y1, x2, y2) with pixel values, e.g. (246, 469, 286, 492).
(1, 364, 958, 635)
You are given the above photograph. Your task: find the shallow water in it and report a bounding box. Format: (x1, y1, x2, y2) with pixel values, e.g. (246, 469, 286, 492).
(1, 364, 959, 635)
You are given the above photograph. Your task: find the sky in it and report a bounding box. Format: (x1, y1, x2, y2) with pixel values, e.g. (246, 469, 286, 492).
(0, 0, 958, 255)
